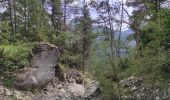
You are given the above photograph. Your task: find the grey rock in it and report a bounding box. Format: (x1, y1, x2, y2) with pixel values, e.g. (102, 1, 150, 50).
(68, 83, 85, 96)
(84, 81, 101, 99)
(155, 96, 160, 100)
(15, 43, 60, 90)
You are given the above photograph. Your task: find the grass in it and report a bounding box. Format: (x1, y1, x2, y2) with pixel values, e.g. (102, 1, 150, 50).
(0, 43, 32, 67)
(0, 44, 32, 59)
(2, 76, 15, 88)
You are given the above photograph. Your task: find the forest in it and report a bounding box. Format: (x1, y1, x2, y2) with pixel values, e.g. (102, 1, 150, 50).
(0, 0, 170, 100)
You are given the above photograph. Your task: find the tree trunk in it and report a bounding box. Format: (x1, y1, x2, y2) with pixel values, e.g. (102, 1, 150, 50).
(24, 4, 27, 32)
(51, 1, 56, 29)
(118, 0, 124, 57)
(64, 0, 67, 28)
(8, 0, 14, 35)
(106, 0, 116, 72)
(136, 30, 141, 46)
(82, 0, 86, 73)
(13, 0, 16, 34)
(51, 0, 62, 32)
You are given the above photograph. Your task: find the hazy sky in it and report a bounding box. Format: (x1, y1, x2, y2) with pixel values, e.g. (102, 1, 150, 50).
(0, 8, 5, 13)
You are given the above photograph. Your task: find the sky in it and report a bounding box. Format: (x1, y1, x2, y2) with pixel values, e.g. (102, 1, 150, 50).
(0, 8, 5, 13)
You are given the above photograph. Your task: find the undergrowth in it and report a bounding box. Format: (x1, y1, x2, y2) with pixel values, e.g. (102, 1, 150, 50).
(0, 43, 32, 87)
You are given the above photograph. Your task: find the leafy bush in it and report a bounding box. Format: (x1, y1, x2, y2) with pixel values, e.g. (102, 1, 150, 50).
(88, 54, 119, 99)
(0, 44, 32, 67)
(0, 21, 10, 44)
(0, 44, 32, 86)
(2, 76, 16, 88)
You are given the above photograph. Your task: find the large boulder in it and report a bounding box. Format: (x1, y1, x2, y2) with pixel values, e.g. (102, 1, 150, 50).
(15, 43, 61, 90)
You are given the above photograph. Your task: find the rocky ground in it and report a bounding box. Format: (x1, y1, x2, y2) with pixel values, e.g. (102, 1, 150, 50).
(0, 78, 101, 100)
(120, 76, 170, 100)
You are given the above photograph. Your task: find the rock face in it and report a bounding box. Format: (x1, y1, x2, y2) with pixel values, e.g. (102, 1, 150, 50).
(15, 43, 61, 90)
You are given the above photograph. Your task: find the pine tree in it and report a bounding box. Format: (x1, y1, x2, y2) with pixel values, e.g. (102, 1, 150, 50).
(81, 0, 92, 72)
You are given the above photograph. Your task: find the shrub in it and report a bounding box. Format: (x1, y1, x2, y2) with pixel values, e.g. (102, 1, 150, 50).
(0, 44, 32, 67)
(0, 44, 32, 87)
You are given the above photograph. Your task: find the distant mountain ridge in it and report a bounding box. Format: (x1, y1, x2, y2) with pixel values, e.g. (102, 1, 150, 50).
(93, 26, 133, 40)
(93, 26, 136, 46)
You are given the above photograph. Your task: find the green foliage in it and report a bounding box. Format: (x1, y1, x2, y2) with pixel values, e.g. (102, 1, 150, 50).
(0, 44, 31, 78)
(0, 44, 32, 87)
(89, 8, 170, 97)
(0, 57, 17, 87)
(90, 58, 119, 99)
(10, 96, 17, 100)
(0, 58, 16, 75)
(2, 76, 15, 88)
(89, 43, 118, 99)
(0, 0, 169, 99)
(121, 46, 169, 81)
(58, 63, 69, 72)
(91, 64, 114, 98)
(13, 0, 52, 42)
(119, 57, 129, 71)
(50, 32, 74, 49)
(0, 44, 31, 66)
(0, 21, 10, 44)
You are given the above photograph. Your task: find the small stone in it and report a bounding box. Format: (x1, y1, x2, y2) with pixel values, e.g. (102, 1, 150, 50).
(155, 89, 159, 93)
(60, 88, 66, 93)
(136, 94, 141, 99)
(4, 88, 11, 96)
(141, 87, 145, 91)
(14, 90, 24, 100)
(168, 88, 170, 95)
(155, 96, 160, 100)
(0, 85, 4, 95)
(121, 95, 128, 99)
(131, 86, 137, 91)
(68, 83, 85, 96)
(23, 96, 31, 100)
(128, 75, 135, 80)
(58, 84, 63, 89)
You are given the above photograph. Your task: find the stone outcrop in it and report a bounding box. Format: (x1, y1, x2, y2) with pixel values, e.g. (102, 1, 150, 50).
(15, 43, 61, 90)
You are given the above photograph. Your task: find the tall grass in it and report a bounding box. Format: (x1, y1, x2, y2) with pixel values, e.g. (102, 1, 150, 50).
(0, 43, 33, 70)
(0, 44, 31, 59)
